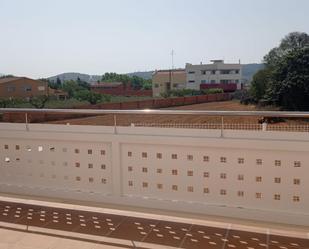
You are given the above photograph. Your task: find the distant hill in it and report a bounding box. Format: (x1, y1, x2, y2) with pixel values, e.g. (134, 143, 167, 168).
(48, 73, 101, 84)
(44, 64, 264, 84)
(242, 63, 265, 82)
(126, 71, 153, 80)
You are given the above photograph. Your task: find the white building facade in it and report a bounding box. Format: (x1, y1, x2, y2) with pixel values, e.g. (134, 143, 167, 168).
(185, 60, 242, 90)
(0, 123, 308, 226)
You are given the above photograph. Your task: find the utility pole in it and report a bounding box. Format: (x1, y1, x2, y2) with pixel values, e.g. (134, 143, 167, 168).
(171, 49, 175, 70)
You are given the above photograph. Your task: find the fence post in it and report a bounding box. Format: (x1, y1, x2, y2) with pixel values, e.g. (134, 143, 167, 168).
(25, 113, 29, 131)
(220, 116, 224, 137)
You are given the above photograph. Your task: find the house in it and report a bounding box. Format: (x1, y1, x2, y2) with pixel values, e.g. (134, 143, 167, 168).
(186, 60, 242, 91)
(0, 77, 49, 99)
(152, 69, 186, 97)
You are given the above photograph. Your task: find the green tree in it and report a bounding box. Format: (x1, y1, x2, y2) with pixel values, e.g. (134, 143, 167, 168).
(29, 95, 49, 109)
(249, 68, 271, 101)
(270, 47, 309, 110)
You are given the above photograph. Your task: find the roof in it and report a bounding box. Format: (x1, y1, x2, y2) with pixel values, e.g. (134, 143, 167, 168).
(153, 69, 185, 75)
(0, 77, 44, 85)
(0, 77, 23, 84)
(91, 82, 123, 88)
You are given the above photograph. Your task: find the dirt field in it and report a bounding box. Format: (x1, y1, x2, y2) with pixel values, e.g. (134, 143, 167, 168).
(48, 100, 278, 126)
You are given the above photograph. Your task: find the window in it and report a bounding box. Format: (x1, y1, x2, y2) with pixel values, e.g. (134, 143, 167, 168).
(220, 157, 226, 163)
(211, 70, 216, 75)
(88, 149, 92, 155)
(157, 184, 163, 189)
(101, 178, 107, 184)
(38, 146, 43, 152)
(274, 177, 281, 183)
(142, 182, 148, 188)
(188, 71, 195, 74)
(220, 70, 231, 74)
(256, 159, 262, 165)
(156, 153, 162, 159)
(238, 174, 244, 181)
(38, 86, 45, 91)
(142, 152, 147, 158)
(238, 191, 244, 197)
(50, 147, 55, 152)
(294, 161, 301, 167)
(275, 160, 281, 166)
(235, 70, 240, 74)
(101, 164, 106, 170)
(23, 85, 32, 92)
(293, 196, 300, 202)
(142, 167, 148, 173)
(187, 155, 193, 161)
(172, 185, 178, 191)
(220, 173, 227, 179)
(4, 145, 8, 150)
(220, 189, 227, 195)
(128, 151, 132, 157)
(100, 150, 106, 155)
(128, 180, 133, 186)
(188, 80, 195, 83)
(15, 145, 20, 150)
(238, 158, 244, 164)
(187, 186, 194, 192)
(128, 166, 133, 172)
(172, 169, 178, 175)
(76, 176, 81, 181)
(89, 177, 94, 183)
(203, 187, 209, 194)
(294, 178, 300, 185)
(187, 170, 193, 176)
(201, 70, 206, 75)
(88, 163, 93, 169)
(75, 162, 80, 168)
(171, 154, 177, 159)
(256, 192, 262, 199)
(7, 86, 15, 92)
(157, 168, 162, 174)
(75, 149, 79, 154)
(256, 176, 262, 182)
(274, 194, 281, 200)
(203, 156, 209, 162)
(204, 172, 209, 178)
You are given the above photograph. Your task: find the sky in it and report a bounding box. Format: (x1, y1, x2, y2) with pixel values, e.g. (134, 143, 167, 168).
(0, 0, 308, 78)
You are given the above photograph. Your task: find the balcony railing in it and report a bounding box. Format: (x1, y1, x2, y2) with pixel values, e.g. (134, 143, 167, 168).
(0, 108, 309, 133)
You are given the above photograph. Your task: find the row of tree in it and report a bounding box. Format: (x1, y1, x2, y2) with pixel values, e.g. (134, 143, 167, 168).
(250, 32, 309, 110)
(101, 73, 152, 90)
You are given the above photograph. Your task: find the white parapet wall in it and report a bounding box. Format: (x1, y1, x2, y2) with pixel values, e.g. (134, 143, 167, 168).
(0, 123, 308, 226)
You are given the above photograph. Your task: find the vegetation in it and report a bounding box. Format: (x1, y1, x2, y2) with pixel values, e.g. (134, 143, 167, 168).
(249, 32, 309, 110)
(101, 72, 152, 90)
(160, 88, 223, 98)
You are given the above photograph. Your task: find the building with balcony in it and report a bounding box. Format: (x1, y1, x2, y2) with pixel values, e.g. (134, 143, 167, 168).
(185, 60, 242, 91)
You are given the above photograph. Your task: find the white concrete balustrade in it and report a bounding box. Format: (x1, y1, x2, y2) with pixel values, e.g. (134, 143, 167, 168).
(0, 122, 308, 226)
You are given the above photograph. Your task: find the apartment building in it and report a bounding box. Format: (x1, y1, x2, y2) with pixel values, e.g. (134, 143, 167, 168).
(0, 77, 49, 98)
(152, 69, 186, 97)
(185, 60, 242, 90)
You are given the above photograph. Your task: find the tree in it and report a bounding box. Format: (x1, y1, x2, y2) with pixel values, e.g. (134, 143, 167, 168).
(74, 90, 103, 105)
(29, 95, 49, 109)
(249, 31, 309, 110)
(56, 77, 62, 87)
(270, 47, 309, 110)
(249, 68, 271, 101)
(264, 32, 309, 68)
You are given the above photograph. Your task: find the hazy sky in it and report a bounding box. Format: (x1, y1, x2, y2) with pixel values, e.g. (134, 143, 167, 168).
(1, 0, 308, 78)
